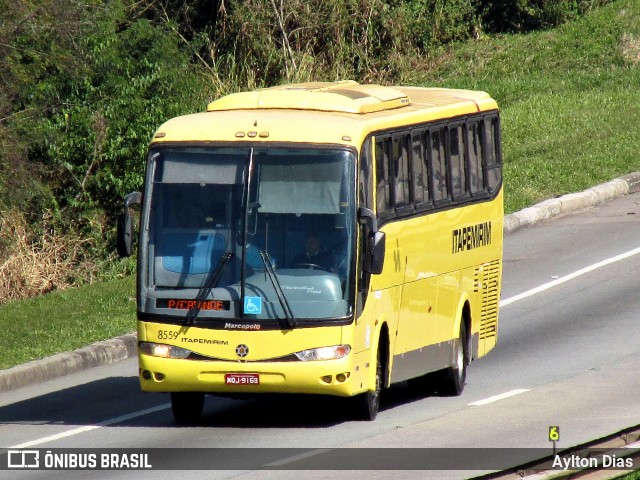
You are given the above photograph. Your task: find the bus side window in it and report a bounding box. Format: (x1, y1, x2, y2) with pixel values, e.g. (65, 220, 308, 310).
(412, 129, 430, 209)
(450, 124, 466, 198)
(485, 115, 502, 193)
(431, 128, 448, 202)
(468, 121, 485, 194)
(359, 138, 374, 210)
(375, 137, 392, 216)
(392, 133, 411, 212)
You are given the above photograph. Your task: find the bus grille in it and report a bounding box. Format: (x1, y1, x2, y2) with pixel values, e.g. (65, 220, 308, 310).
(474, 260, 500, 340)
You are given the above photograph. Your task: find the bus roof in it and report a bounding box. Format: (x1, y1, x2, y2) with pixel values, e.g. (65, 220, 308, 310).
(206, 81, 411, 114)
(151, 81, 498, 146)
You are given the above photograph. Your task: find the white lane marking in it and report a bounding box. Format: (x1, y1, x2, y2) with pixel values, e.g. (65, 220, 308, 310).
(469, 389, 530, 406)
(9, 403, 170, 449)
(500, 247, 640, 307)
(485, 249, 640, 407)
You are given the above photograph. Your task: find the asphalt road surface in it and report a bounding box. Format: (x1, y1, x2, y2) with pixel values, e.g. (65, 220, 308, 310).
(1, 191, 639, 480)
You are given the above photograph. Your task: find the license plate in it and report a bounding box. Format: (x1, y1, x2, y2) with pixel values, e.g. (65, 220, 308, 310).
(225, 373, 260, 385)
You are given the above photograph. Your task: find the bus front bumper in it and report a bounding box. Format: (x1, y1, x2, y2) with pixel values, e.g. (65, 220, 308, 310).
(138, 352, 370, 397)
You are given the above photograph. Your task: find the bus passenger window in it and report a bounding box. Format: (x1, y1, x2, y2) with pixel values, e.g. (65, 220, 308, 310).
(468, 122, 485, 194)
(485, 116, 502, 193)
(393, 135, 410, 209)
(431, 129, 448, 201)
(450, 125, 466, 197)
(375, 138, 391, 214)
(412, 131, 430, 207)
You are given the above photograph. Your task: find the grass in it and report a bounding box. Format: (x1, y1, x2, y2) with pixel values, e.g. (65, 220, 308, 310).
(1, 0, 640, 370)
(414, 0, 640, 212)
(616, 470, 640, 480)
(0, 275, 135, 370)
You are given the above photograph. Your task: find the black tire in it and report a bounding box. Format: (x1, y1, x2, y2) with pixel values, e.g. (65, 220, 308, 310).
(356, 347, 382, 421)
(171, 392, 205, 424)
(438, 322, 468, 396)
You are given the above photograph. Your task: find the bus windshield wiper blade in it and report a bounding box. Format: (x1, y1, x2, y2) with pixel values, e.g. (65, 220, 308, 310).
(259, 250, 297, 329)
(185, 250, 234, 325)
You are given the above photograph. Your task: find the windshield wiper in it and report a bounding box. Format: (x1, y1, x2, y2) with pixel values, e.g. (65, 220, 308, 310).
(185, 250, 234, 325)
(259, 250, 297, 329)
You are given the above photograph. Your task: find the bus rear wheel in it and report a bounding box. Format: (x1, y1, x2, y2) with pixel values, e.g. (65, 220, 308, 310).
(171, 392, 204, 423)
(438, 322, 468, 396)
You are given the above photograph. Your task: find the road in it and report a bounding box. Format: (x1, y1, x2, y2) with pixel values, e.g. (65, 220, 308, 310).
(1, 191, 640, 479)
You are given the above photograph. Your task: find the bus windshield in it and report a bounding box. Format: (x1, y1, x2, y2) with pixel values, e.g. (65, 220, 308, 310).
(142, 146, 356, 323)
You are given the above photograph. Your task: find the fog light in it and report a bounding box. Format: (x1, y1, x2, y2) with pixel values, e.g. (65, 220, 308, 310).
(321, 375, 332, 384)
(142, 370, 152, 380)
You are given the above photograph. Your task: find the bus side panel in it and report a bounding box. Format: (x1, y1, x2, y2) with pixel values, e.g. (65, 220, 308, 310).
(350, 289, 392, 395)
(375, 217, 458, 384)
(392, 275, 442, 382)
(472, 257, 500, 357)
(474, 194, 503, 358)
(437, 270, 461, 343)
(370, 192, 502, 382)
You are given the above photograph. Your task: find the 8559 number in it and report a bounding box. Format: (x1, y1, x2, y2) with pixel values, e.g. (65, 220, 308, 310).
(157, 330, 180, 341)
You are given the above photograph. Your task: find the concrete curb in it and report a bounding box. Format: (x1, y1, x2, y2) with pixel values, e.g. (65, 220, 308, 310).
(0, 333, 137, 392)
(2, 172, 640, 393)
(504, 173, 640, 234)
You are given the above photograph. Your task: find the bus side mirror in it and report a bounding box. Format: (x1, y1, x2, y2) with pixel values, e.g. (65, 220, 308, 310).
(358, 207, 385, 275)
(367, 231, 386, 275)
(116, 191, 141, 258)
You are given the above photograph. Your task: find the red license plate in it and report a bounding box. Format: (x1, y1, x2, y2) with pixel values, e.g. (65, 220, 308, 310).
(225, 373, 260, 385)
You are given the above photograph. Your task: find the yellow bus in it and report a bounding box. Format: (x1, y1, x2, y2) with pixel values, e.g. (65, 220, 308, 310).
(117, 81, 503, 422)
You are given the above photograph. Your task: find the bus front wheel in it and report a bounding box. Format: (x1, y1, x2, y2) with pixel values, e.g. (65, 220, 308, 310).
(356, 346, 382, 421)
(171, 392, 204, 423)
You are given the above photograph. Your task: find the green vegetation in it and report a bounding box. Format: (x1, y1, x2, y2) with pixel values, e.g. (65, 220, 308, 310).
(1, 0, 639, 368)
(420, 2, 640, 211)
(0, 276, 135, 370)
(615, 470, 640, 480)
(0, 0, 616, 241)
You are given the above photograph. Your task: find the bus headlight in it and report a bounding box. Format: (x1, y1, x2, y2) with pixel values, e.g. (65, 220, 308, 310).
(139, 342, 192, 359)
(294, 345, 351, 361)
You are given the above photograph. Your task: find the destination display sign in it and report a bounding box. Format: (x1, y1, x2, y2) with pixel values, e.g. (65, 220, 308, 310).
(156, 299, 230, 311)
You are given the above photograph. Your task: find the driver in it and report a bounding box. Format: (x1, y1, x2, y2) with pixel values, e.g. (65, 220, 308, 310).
(293, 233, 334, 271)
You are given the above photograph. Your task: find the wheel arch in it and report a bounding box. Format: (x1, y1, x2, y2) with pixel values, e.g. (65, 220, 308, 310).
(453, 295, 472, 365)
(377, 322, 391, 389)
